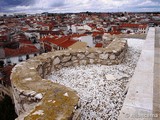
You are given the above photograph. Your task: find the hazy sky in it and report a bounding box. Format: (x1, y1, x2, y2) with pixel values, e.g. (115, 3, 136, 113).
(0, 0, 160, 13)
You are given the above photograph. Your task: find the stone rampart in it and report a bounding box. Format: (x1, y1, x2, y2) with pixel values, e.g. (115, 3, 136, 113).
(10, 38, 127, 120)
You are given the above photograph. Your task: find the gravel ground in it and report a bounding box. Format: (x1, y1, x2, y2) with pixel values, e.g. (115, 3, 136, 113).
(48, 38, 144, 120)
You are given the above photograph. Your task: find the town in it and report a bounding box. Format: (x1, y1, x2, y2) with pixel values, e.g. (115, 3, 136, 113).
(0, 12, 160, 120)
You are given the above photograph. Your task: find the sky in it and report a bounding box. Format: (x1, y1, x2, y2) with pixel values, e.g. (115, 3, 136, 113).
(0, 0, 160, 14)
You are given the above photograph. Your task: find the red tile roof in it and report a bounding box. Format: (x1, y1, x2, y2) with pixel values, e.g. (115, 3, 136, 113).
(21, 27, 29, 32)
(119, 23, 147, 29)
(96, 28, 105, 32)
(71, 33, 87, 38)
(44, 43, 52, 51)
(92, 32, 104, 37)
(139, 24, 148, 29)
(41, 36, 69, 46)
(19, 40, 33, 44)
(4, 46, 39, 57)
(58, 39, 77, 48)
(108, 31, 121, 35)
(41, 35, 87, 48)
(95, 43, 103, 48)
(40, 36, 53, 42)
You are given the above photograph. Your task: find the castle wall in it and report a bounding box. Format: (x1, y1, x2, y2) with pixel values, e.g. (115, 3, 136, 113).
(10, 38, 128, 120)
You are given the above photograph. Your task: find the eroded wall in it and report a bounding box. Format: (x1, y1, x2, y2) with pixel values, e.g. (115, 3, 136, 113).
(10, 38, 128, 120)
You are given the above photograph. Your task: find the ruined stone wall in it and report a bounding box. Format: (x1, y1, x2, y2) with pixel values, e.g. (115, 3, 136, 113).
(10, 38, 127, 120)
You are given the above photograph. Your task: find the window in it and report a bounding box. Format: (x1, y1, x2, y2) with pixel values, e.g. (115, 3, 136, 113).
(18, 56, 23, 62)
(26, 55, 29, 60)
(6, 58, 11, 64)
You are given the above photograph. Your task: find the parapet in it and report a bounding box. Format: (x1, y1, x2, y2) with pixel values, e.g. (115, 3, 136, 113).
(10, 38, 127, 120)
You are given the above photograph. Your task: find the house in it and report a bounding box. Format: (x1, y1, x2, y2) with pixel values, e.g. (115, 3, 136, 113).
(40, 36, 69, 51)
(92, 32, 103, 44)
(40, 34, 88, 51)
(68, 24, 92, 34)
(72, 34, 94, 47)
(119, 23, 148, 34)
(3, 45, 39, 66)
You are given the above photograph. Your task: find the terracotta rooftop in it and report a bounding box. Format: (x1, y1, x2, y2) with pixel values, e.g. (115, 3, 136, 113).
(119, 23, 147, 29)
(21, 27, 29, 32)
(71, 33, 87, 38)
(4, 46, 39, 57)
(95, 43, 103, 48)
(50, 36, 69, 45)
(108, 31, 121, 35)
(92, 32, 104, 37)
(58, 39, 77, 48)
(44, 43, 52, 51)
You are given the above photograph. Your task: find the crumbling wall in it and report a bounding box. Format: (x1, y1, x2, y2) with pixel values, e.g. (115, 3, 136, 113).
(10, 38, 128, 120)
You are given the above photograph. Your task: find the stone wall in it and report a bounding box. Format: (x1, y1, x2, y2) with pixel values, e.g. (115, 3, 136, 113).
(117, 33, 147, 39)
(10, 38, 128, 120)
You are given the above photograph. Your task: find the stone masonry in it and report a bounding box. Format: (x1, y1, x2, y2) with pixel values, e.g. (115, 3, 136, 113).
(10, 38, 128, 120)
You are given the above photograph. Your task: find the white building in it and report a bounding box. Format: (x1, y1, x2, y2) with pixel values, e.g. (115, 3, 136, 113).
(68, 24, 92, 34)
(73, 35, 94, 47)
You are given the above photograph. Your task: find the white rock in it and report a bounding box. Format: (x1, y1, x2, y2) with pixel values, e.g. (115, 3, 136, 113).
(71, 56, 77, 61)
(112, 50, 117, 53)
(99, 54, 108, 60)
(61, 56, 71, 62)
(77, 54, 85, 59)
(79, 60, 87, 65)
(29, 67, 35, 70)
(24, 78, 32, 81)
(32, 110, 44, 115)
(87, 53, 95, 58)
(53, 57, 60, 65)
(48, 100, 52, 102)
(30, 91, 36, 96)
(105, 74, 116, 80)
(35, 93, 43, 99)
(63, 92, 69, 97)
(90, 59, 94, 64)
(109, 54, 116, 60)
(23, 90, 35, 96)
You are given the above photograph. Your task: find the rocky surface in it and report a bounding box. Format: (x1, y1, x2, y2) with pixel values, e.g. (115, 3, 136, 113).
(48, 38, 144, 120)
